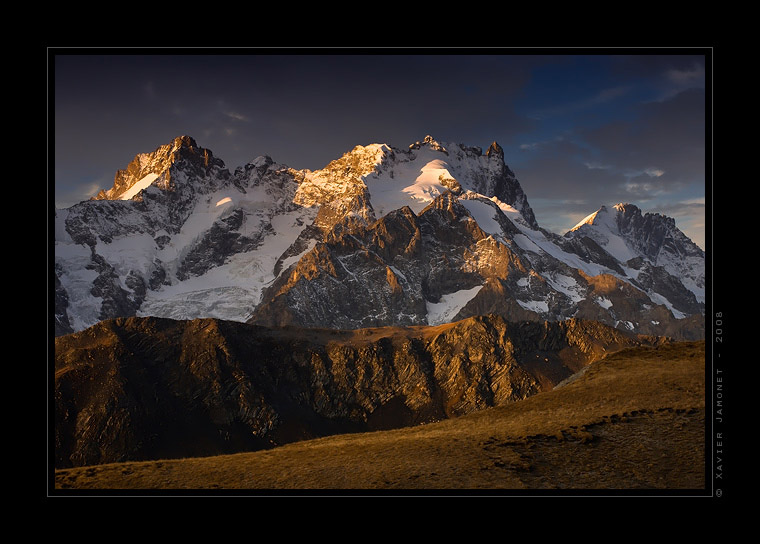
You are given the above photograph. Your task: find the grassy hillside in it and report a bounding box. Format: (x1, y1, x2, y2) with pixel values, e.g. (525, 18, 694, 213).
(53, 341, 705, 492)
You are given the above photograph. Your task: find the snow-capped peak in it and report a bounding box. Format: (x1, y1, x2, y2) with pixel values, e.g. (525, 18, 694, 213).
(293, 143, 392, 209)
(170, 135, 198, 152)
(565, 201, 704, 304)
(571, 203, 644, 231)
(251, 155, 273, 167)
(570, 204, 623, 232)
(486, 141, 504, 161)
(570, 209, 602, 231)
(410, 135, 447, 153)
(568, 204, 639, 260)
(93, 135, 225, 202)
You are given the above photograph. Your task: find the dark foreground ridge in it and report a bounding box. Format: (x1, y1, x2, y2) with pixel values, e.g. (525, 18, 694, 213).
(54, 314, 658, 469)
(54, 339, 705, 490)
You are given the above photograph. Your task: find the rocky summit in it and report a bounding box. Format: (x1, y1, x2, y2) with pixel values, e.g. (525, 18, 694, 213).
(54, 314, 656, 468)
(54, 135, 705, 339)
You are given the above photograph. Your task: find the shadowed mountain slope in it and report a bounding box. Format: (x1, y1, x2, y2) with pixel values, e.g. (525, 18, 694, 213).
(54, 340, 705, 491)
(54, 314, 655, 469)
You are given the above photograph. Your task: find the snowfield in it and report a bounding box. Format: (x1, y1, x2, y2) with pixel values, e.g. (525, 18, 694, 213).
(366, 151, 457, 216)
(460, 198, 502, 237)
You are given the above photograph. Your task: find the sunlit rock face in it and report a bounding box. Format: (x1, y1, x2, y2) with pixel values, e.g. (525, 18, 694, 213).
(54, 135, 704, 340)
(54, 314, 651, 467)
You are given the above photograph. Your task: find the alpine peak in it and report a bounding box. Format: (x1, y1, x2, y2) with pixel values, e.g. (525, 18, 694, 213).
(410, 135, 447, 153)
(614, 201, 677, 230)
(486, 141, 504, 161)
(92, 135, 225, 201)
(171, 134, 199, 150)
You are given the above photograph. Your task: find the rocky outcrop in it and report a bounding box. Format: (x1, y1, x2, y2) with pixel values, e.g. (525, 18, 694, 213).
(53, 270, 73, 336)
(249, 191, 529, 329)
(54, 314, 654, 468)
(176, 209, 274, 280)
(627, 259, 703, 316)
(614, 203, 704, 264)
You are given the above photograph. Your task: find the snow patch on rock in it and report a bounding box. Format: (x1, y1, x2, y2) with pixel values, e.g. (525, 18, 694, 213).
(426, 285, 483, 326)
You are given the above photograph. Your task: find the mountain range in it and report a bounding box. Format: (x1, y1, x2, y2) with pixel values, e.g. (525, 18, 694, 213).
(53, 134, 705, 340)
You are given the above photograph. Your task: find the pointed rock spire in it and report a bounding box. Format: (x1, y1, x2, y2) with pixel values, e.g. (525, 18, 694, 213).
(486, 141, 504, 162)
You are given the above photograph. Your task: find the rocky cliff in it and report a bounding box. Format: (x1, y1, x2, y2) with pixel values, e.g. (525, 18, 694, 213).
(54, 315, 653, 468)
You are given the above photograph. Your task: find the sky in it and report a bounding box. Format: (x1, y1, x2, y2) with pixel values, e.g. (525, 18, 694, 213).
(51, 49, 709, 249)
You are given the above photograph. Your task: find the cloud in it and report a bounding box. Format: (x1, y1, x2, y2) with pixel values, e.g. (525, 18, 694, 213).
(623, 179, 667, 199)
(581, 88, 705, 187)
(593, 86, 630, 103)
(650, 198, 706, 218)
(620, 167, 666, 188)
(224, 111, 248, 122)
(583, 161, 612, 170)
(621, 171, 682, 201)
(605, 54, 706, 87)
(512, 137, 622, 201)
(663, 62, 706, 99)
(54, 179, 106, 208)
(520, 135, 566, 151)
(667, 63, 705, 85)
